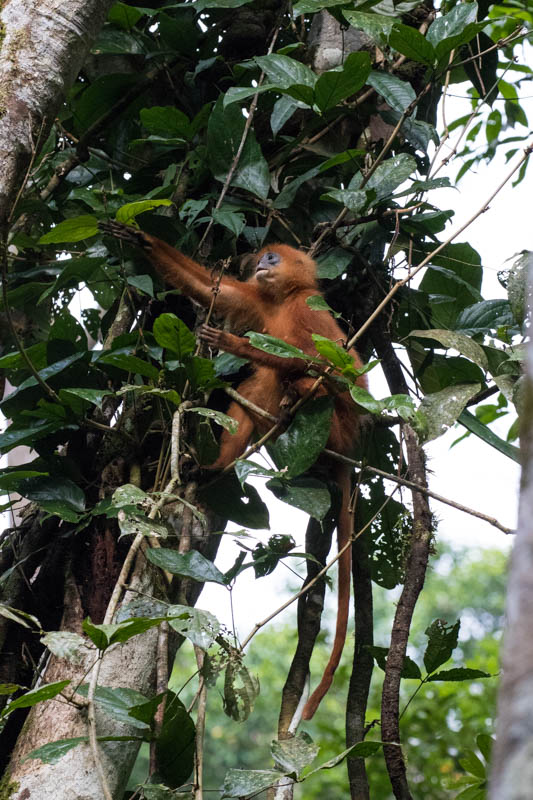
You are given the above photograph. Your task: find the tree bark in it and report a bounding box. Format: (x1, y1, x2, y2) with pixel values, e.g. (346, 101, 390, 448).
(0, 0, 117, 225)
(489, 269, 531, 799)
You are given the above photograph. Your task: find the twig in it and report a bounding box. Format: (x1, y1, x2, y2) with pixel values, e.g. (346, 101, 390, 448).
(322, 449, 512, 534)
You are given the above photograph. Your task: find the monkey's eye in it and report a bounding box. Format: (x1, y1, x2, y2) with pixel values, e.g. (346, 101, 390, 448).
(258, 251, 281, 268)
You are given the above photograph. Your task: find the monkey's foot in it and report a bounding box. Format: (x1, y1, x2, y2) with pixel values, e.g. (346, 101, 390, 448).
(98, 220, 152, 251)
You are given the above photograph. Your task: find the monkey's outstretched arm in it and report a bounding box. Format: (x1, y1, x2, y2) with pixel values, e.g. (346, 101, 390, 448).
(99, 221, 258, 315)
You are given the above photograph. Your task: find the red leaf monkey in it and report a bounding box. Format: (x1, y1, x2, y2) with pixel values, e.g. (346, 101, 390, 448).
(100, 221, 367, 718)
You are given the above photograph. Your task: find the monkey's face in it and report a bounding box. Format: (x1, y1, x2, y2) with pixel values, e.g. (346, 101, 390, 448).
(255, 250, 281, 285)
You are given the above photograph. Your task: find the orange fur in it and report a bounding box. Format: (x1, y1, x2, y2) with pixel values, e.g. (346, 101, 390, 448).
(100, 222, 366, 716)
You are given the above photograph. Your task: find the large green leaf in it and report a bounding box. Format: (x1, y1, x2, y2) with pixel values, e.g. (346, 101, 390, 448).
(417, 384, 481, 443)
(18, 476, 86, 519)
(1, 680, 70, 718)
(255, 53, 316, 105)
(423, 619, 459, 674)
(366, 72, 416, 113)
(146, 548, 226, 584)
(314, 52, 371, 111)
(267, 476, 331, 520)
(155, 692, 195, 788)
(269, 396, 334, 478)
(389, 23, 435, 65)
(39, 216, 98, 244)
(153, 313, 195, 359)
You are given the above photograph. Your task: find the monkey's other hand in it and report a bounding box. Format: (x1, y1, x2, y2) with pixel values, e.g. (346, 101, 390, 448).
(197, 324, 226, 349)
(98, 220, 152, 251)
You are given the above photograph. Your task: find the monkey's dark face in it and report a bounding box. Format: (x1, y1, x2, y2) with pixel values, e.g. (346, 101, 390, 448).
(255, 250, 281, 284)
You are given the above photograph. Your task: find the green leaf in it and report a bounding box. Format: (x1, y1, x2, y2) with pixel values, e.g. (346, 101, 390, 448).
(343, 10, 395, 43)
(271, 732, 319, 776)
(428, 667, 490, 682)
(140, 106, 192, 139)
(366, 72, 416, 113)
(41, 632, 88, 664)
(0, 419, 73, 455)
(418, 384, 481, 443)
(18, 476, 86, 518)
(366, 153, 417, 199)
(367, 645, 422, 679)
(112, 484, 149, 508)
(1, 680, 70, 718)
(389, 23, 435, 65)
(255, 53, 317, 104)
(454, 784, 486, 800)
(314, 52, 371, 111)
(115, 199, 172, 224)
(82, 618, 115, 650)
(39, 215, 98, 244)
(221, 769, 281, 798)
(477, 734, 493, 762)
(118, 513, 169, 541)
(202, 473, 269, 529)
(246, 331, 313, 361)
(269, 397, 334, 478)
(155, 692, 195, 788)
(146, 548, 226, 585)
(108, 2, 144, 29)
(97, 351, 160, 380)
(207, 96, 270, 199)
(322, 188, 367, 213)
(127, 274, 154, 297)
(224, 660, 260, 721)
(293, 0, 347, 13)
(212, 208, 246, 236)
(24, 737, 87, 764)
(188, 407, 239, 434)
(267, 476, 331, 521)
(77, 684, 151, 729)
(423, 619, 459, 674)
(458, 409, 520, 463)
(427, 2, 482, 61)
(459, 749, 487, 779)
(410, 329, 489, 370)
(312, 334, 356, 373)
(0, 684, 22, 695)
(316, 247, 353, 279)
(153, 313, 196, 359)
(59, 387, 113, 410)
(306, 295, 340, 317)
(167, 605, 221, 650)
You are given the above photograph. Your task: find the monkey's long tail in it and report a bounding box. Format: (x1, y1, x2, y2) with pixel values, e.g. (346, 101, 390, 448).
(301, 466, 352, 720)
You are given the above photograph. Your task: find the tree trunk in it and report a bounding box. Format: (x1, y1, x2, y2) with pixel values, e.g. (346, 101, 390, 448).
(489, 264, 531, 799)
(0, 0, 117, 225)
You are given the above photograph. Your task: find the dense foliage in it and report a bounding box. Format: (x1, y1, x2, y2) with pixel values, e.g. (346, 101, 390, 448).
(0, 0, 530, 797)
